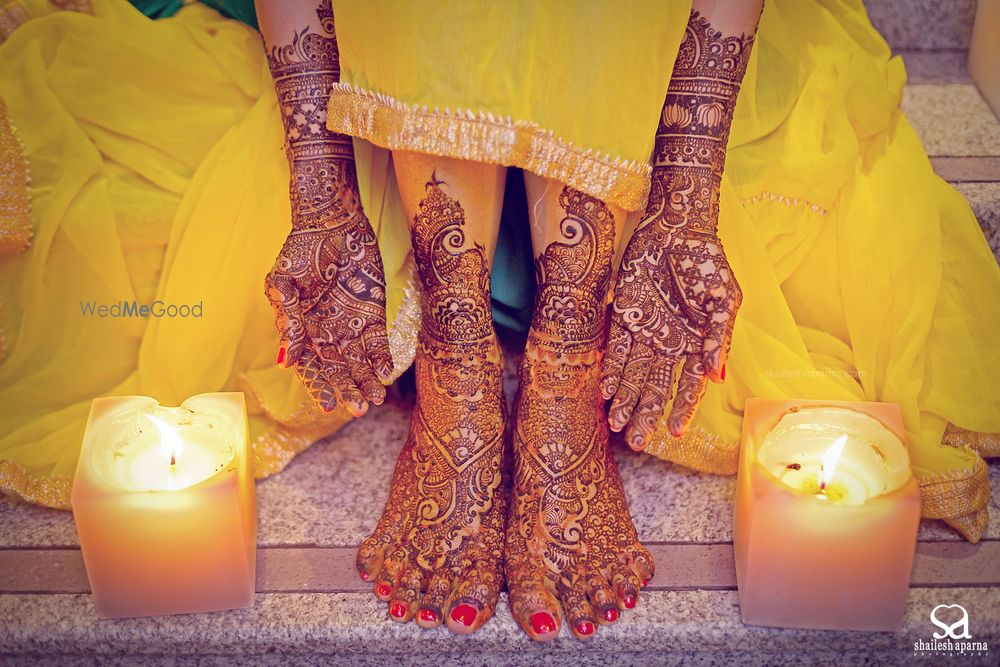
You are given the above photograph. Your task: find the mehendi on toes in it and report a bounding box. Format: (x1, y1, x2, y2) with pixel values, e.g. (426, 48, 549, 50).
(507, 187, 654, 640)
(357, 175, 506, 632)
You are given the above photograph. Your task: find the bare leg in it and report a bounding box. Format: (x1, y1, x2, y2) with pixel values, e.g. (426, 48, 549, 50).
(356, 153, 507, 634)
(505, 175, 655, 641)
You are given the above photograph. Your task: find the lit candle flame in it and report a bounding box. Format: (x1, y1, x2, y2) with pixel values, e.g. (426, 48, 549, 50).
(147, 414, 183, 471)
(819, 434, 848, 493)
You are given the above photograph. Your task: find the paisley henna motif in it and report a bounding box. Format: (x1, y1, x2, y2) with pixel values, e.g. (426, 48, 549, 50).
(357, 176, 506, 630)
(261, 3, 391, 414)
(507, 187, 654, 639)
(604, 9, 758, 448)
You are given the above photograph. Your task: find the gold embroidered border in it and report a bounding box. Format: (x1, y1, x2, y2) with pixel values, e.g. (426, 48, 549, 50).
(943, 424, 1000, 459)
(642, 422, 740, 476)
(740, 190, 828, 216)
(0, 96, 31, 258)
(0, 2, 28, 41)
(326, 83, 653, 213)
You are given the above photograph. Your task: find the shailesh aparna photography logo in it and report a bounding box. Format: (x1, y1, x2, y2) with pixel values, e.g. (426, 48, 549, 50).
(913, 603, 991, 658)
(79, 300, 203, 318)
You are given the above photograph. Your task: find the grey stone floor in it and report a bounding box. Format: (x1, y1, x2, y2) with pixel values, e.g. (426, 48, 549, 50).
(3, 9, 1000, 665)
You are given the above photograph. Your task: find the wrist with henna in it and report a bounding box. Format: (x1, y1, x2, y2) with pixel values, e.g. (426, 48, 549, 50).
(603, 10, 756, 446)
(262, 3, 392, 414)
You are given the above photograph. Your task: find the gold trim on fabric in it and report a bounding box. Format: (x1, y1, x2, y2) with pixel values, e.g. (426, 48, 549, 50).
(916, 450, 990, 543)
(326, 84, 653, 213)
(0, 460, 71, 509)
(943, 423, 1000, 459)
(0, 2, 28, 41)
(49, 0, 92, 12)
(740, 190, 828, 216)
(641, 423, 740, 476)
(0, 94, 32, 365)
(0, 96, 31, 257)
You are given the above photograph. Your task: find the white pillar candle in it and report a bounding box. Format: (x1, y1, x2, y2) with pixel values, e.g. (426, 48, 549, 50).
(72, 393, 256, 619)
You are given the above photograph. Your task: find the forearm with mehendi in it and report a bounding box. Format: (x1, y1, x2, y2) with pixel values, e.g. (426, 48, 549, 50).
(648, 5, 761, 234)
(257, 0, 359, 230)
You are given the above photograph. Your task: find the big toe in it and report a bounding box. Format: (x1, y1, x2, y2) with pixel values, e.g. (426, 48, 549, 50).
(508, 571, 562, 641)
(444, 563, 502, 635)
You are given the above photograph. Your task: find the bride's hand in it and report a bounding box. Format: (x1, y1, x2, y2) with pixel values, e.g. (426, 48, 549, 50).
(265, 170, 393, 417)
(601, 180, 740, 449)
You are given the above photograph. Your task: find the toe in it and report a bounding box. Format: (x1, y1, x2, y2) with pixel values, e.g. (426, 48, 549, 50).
(609, 563, 642, 610)
(388, 563, 426, 623)
(559, 582, 597, 639)
(507, 569, 562, 641)
(445, 562, 502, 635)
(374, 545, 407, 601)
(416, 571, 453, 629)
(625, 543, 655, 584)
(357, 532, 391, 582)
(585, 570, 619, 624)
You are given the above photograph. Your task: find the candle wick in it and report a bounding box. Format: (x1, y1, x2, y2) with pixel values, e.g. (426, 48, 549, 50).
(170, 454, 176, 467)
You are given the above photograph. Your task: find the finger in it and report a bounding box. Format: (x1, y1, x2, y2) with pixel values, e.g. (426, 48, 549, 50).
(264, 272, 306, 367)
(317, 343, 368, 416)
(702, 276, 742, 383)
(608, 340, 652, 432)
(667, 355, 710, 437)
(362, 324, 394, 383)
(601, 319, 631, 400)
(344, 338, 386, 406)
(624, 357, 675, 451)
(294, 349, 340, 412)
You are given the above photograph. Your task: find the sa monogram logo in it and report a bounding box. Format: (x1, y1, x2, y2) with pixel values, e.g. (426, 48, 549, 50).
(930, 604, 972, 640)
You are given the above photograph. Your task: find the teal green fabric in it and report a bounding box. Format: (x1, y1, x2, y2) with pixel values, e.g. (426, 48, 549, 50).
(129, 0, 533, 332)
(129, 0, 259, 28)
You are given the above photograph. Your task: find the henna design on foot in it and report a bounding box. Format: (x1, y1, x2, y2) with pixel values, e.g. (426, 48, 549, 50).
(357, 175, 506, 634)
(604, 10, 758, 447)
(506, 187, 654, 641)
(261, 4, 392, 414)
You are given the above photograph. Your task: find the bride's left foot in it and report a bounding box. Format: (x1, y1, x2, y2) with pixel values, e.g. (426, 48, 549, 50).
(505, 187, 654, 641)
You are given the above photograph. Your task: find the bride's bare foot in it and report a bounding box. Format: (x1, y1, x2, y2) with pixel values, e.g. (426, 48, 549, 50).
(357, 176, 506, 634)
(506, 187, 654, 641)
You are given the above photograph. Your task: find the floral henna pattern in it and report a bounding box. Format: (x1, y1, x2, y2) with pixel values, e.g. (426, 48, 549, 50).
(357, 176, 506, 632)
(603, 10, 758, 448)
(506, 187, 654, 640)
(261, 3, 391, 415)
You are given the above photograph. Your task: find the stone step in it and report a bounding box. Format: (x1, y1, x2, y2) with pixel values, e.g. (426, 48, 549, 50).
(866, 0, 977, 51)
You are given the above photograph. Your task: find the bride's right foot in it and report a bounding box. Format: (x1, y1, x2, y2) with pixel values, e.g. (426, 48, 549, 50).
(357, 175, 506, 634)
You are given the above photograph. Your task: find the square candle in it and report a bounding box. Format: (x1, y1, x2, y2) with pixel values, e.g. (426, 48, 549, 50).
(71, 392, 256, 619)
(734, 398, 920, 631)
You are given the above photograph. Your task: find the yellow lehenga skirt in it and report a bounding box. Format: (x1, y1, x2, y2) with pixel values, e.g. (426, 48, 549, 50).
(0, 0, 998, 541)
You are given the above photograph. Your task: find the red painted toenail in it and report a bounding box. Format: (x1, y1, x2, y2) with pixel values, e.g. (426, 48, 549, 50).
(642, 578, 649, 586)
(376, 584, 391, 597)
(389, 602, 406, 618)
(576, 621, 594, 636)
(359, 571, 369, 581)
(605, 608, 618, 622)
(450, 603, 477, 627)
(530, 611, 556, 635)
(418, 608, 438, 623)
(623, 595, 636, 609)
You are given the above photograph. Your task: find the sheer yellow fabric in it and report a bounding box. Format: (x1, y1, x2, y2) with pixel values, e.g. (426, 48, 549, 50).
(0, 0, 997, 543)
(0, 0, 419, 507)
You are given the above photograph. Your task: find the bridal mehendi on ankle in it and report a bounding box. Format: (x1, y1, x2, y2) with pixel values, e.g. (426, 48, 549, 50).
(356, 174, 507, 634)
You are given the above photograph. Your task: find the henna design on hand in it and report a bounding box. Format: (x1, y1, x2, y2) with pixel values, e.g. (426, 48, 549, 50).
(603, 10, 757, 448)
(357, 175, 506, 629)
(506, 187, 654, 638)
(261, 3, 392, 415)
